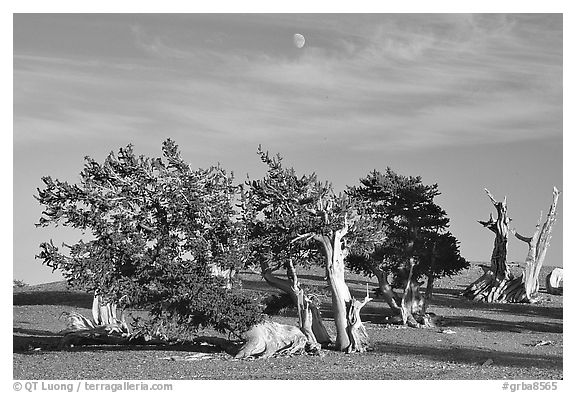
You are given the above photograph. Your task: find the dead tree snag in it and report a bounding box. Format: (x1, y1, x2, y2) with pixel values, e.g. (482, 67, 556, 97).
(463, 188, 560, 303)
(513, 187, 560, 301)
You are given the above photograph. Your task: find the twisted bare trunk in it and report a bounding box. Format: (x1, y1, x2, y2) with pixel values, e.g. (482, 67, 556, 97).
(231, 261, 333, 359)
(261, 262, 330, 346)
(316, 233, 351, 351)
(372, 267, 402, 313)
(463, 189, 516, 302)
(463, 188, 560, 303)
(316, 216, 371, 352)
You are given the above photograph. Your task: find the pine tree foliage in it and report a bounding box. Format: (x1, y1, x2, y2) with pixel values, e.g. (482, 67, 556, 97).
(347, 168, 468, 283)
(35, 140, 263, 336)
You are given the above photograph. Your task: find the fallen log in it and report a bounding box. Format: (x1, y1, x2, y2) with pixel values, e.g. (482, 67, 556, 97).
(234, 321, 308, 359)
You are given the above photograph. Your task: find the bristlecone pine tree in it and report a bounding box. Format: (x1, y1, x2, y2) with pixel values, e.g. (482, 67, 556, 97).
(240, 147, 381, 353)
(35, 140, 264, 345)
(462, 188, 560, 303)
(238, 147, 331, 352)
(347, 168, 468, 327)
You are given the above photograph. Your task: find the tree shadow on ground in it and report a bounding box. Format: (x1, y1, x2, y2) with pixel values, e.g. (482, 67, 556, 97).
(13, 328, 63, 352)
(297, 274, 376, 287)
(429, 288, 563, 320)
(371, 341, 562, 370)
(13, 291, 93, 308)
(442, 315, 562, 334)
(13, 328, 240, 356)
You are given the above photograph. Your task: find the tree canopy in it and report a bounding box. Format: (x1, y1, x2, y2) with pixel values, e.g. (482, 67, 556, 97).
(347, 168, 467, 284)
(35, 139, 262, 335)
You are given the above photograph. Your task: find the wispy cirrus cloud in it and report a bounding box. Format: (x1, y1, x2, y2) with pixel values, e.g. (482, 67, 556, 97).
(12, 14, 564, 286)
(14, 14, 561, 153)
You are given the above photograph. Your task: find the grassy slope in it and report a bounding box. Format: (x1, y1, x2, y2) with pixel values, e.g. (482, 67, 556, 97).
(13, 263, 562, 380)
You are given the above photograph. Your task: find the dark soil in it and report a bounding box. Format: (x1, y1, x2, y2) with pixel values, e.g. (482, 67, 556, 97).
(13, 263, 562, 380)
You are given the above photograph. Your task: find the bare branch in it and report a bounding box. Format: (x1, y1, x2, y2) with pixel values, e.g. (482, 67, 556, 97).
(484, 188, 498, 205)
(338, 213, 350, 238)
(511, 228, 532, 244)
(290, 233, 315, 244)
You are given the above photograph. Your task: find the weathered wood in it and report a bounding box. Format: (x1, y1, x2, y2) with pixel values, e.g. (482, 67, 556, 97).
(463, 187, 560, 303)
(287, 259, 330, 347)
(463, 190, 514, 302)
(309, 214, 371, 352)
(345, 293, 372, 353)
(261, 261, 331, 347)
(398, 260, 428, 327)
(92, 294, 128, 328)
(514, 187, 560, 300)
(59, 295, 132, 348)
(317, 220, 353, 351)
(234, 321, 308, 359)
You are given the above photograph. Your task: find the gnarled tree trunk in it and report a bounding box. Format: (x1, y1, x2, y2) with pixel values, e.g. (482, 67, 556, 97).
(399, 259, 432, 328)
(237, 262, 332, 359)
(315, 216, 372, 352)
(462, 189, 518, 302)
(372, 267, 402, 313)
(463, 188, 560, 303)
(260, 261, 331, 348)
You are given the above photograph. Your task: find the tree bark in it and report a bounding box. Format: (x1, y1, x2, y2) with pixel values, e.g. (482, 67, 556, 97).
(345, 295, 372, 353)
(463, 190, 517, 302)
(260, 262, 331, 346)
(286, 260, 331, 347)
(372, 267, 402, 313)
(315, 216, 371, 353)
(316, 232, 352, 351)
(398, 259, 428, 327)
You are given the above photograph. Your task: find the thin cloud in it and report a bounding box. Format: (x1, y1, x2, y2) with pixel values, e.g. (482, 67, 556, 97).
(14, 14, 561, 153)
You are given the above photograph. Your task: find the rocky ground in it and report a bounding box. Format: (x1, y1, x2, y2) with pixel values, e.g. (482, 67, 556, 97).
(13, 263, 562, 380)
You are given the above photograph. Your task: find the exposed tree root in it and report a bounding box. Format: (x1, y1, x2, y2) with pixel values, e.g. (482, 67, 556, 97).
(463, 271, 529, 303)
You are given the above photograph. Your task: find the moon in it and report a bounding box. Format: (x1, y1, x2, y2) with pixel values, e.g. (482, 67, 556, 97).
(293, 33, 305, 49)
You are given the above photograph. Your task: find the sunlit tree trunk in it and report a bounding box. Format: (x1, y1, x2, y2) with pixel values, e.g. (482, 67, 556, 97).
(513, 187, 560, 301)
(315, 216, 371, 352)
(260, 262, 331, 346)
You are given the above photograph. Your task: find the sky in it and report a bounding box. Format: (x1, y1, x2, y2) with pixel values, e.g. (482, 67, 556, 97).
(13, 13, 563, 285)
